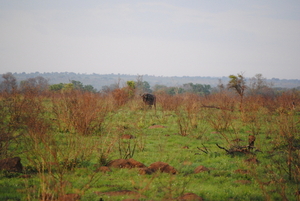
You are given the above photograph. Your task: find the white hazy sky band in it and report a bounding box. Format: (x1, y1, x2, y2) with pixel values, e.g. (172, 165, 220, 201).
(0, 1, 299, 79)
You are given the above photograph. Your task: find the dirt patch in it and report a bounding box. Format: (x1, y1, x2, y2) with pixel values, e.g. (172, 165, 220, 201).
(177, 192, 203, 201)
(127, 158, 147, 168)
(194, 165, 209, 174)
(148, 161, 177, 174)
(244, 157, 259, 164)
(107, 158, 146, 169)
(96, 166, 111, 173)
(121, 134, 135, 139)
(138, 167, 154, 175)
(148, 125, 166, 129)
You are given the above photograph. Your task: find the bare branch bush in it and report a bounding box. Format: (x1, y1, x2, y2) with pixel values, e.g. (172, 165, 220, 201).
(158, 93, 183, 112)
(20, 90, 102, 200)
(51, 91, 109, 136)
(112, 88, 130, 107)
(249, 93, 300, 200)
(241, 95, 266, 136)
(0, 91, 27, 158)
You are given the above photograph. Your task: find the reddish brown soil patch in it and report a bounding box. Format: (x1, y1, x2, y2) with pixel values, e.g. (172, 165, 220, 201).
(234, 169, 250, 174)
(127, 158, 147, 168)
(0, 157, 23, 172)
(194, 165, 209, 174)
(138, 167, 154, 175)
(182, 146, 189, 149)
(234, 180, 251, 184)
(121, 134, 135, 139)
(244, 157, 259, 164)
(58, 193, 80, 201)
(96, 166, 111, 173)
(148, 125, 166, 129)
(177, 193, 203, 201)
(148, 161, 177, 174)
(107, 158, 146, 169)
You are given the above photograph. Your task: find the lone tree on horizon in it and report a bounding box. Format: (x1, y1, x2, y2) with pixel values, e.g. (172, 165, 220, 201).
(227, 73, 246, 111)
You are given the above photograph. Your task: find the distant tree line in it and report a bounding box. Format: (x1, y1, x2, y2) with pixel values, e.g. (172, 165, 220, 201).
(3, 72, 300, 90)
(1, 72, 299, 97)
(0, 72, 97, 93)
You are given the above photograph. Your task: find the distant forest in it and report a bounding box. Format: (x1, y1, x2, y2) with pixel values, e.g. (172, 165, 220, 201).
(1, 72, 300, 92)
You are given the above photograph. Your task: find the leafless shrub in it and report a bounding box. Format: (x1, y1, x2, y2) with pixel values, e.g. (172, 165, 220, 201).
(51, 91, 109, 135)
(158, 93, 184, 111)
(112, 88, 130, 107)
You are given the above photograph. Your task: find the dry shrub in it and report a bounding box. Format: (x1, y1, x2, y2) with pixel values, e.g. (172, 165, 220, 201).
(175, 109, 190, 136)
(0, 91, 28, 158)
(261, 90, 299, 114)
(241, 95, 266, 136)
(158, 93, 184, 111)
(202, 91, 236, 112)
(171, 94, 201, 136)
(112, 88, 130, 107)
(126, 95, 145, 111)
(275, 91, 298, 114)
(173, 93, 209, 137)
(52, 91, 109, 135)
(17, 90, 101, 199)
(207, 109, 235, 133)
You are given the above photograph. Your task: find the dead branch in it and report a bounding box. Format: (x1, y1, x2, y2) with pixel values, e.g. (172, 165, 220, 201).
(201, 104, 233, 112)
(197, 143, 209, 154)
(216, 143, 230, 153)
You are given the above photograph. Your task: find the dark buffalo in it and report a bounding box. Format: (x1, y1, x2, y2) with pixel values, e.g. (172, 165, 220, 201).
(141, 93, 156, 109)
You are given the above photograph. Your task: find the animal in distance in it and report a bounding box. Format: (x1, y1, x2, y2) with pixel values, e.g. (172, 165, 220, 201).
(141, 93, 156, 109)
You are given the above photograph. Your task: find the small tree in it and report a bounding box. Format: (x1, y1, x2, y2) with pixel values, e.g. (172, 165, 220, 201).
(227, 74, 246, 111)
(71, 80, 84, 90)
(50, 83, 64, 91)
(126, 80, 136, 98)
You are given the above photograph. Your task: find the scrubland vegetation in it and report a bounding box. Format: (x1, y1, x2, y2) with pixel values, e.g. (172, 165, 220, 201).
(0, 73, 300, 201)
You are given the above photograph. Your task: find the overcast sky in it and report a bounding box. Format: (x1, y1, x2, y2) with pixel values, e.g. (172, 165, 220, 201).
(1, 1, 300, 79)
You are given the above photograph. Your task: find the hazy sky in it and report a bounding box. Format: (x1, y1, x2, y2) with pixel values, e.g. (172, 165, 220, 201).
(1, 1, 300, 79)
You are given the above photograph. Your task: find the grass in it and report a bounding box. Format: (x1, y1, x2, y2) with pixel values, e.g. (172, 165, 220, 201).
(0, 90, 299, 200)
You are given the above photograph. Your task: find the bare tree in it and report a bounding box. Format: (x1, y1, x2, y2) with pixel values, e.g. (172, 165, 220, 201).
(20, 76, 49, 93)
(248, 74, 273, 96)
(0, 72, 17, 93)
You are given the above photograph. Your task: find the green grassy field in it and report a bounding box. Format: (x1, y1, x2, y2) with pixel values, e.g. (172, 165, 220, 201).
(0, 91, 299, 201)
